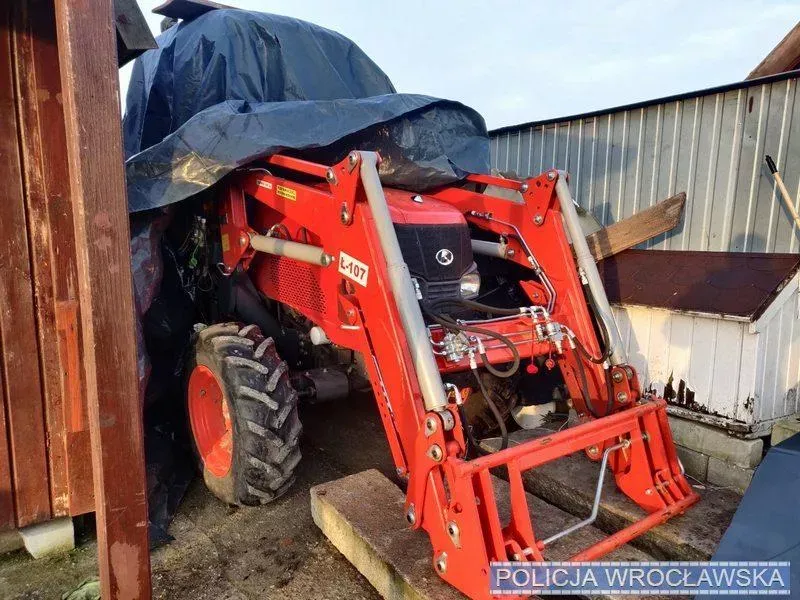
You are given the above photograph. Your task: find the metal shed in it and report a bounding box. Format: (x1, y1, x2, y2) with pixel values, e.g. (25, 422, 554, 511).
(489, 71, 800, 438)
(489, 70, 800, 254)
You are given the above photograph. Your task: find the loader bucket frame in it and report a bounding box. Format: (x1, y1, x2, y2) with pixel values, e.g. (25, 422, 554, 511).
(215, 151, 699, 600)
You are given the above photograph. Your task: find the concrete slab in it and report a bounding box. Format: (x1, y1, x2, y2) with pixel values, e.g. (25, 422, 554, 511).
(311, 469, 465, 600)
(18, 517, 74, 559)
(311, 469, 655, 600)
(486, 430, 740, 561)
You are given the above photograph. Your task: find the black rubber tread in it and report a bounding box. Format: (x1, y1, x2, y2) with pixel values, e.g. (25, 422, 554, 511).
(187, 321, 302, 506)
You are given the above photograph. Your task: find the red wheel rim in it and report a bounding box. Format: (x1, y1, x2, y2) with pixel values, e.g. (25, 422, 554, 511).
(188, 365, 233, 477)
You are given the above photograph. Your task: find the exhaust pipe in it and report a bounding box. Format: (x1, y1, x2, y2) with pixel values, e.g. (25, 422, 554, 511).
(554, 172, 627, 366)
(358, 152, 448, 412)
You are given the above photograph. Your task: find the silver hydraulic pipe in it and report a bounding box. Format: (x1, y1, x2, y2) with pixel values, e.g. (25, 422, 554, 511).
(471, 239, 507, 258)
(249, 233, 333, 267)
(555, 172, 627, 365)
(359, 152, 449, 411)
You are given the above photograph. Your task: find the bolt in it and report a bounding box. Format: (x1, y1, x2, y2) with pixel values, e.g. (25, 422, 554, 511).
(447, 522, 459, 536)
(625, 366, 635, 379)
(587, 445, 599, 457)
(645, 488, 653, 495)
(412, 195, 423, 203)
(533, 214, 544, 225)
(434, 552, 448, 574)
(428, 444, 443, 462)
(200, 389, 206, 397)
(406, 504, 416, 525)
(340, 203, 351, 224)
(348, 152, 358, 166)
(616, 392, 628, 403)
(239, 234, 248, 246)
(512, 553, 521, 561)
(547, 171, 556, 181)
(612, 370, 624, 383)
(507, 249, 516, 258)
(424, 416, 438, 436)
(326, 168, 337, 184)
(519, 182, 529, 193)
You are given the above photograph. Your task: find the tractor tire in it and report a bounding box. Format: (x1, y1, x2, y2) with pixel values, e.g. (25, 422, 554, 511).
(186, 322, 302, 506)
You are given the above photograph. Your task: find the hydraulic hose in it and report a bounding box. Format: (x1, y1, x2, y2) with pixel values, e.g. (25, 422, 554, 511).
(471, 367, 509, 453)
(425, 310, 521, 378)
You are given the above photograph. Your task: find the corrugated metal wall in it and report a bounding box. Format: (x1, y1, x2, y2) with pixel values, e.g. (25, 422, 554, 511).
(490, 74, 800, 253)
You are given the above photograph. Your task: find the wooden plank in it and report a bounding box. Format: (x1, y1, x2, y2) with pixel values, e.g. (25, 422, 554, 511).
(585, 192, 686, 261)
(113, 0, 157, 66)
(53, 0, 152, 597)
(0, 5, 52, 528)
(0, 357, 15, 531)
(748, 22, 800, 79)
(12, 0, 72, 518)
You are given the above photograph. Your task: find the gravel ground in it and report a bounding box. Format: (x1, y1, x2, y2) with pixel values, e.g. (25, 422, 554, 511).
(0, 393, 396, 599)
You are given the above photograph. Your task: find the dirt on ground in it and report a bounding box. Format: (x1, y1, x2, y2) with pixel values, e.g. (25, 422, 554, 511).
(0, 393, 396, 599)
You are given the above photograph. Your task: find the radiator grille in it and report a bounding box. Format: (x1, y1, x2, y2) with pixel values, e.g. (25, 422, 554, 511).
(394, 223, 471, 281)
(260, 254, 327, 315)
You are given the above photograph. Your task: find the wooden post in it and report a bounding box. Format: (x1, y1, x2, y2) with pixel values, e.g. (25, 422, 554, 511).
(0, 3, 52, 529)
(53, 0, 152, 597)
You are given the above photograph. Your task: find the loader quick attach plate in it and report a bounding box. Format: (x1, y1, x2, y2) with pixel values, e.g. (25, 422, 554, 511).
(405, 398, 699, 600)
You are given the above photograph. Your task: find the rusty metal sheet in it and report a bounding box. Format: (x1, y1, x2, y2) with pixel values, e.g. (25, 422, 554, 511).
(598, 249, 800, 319)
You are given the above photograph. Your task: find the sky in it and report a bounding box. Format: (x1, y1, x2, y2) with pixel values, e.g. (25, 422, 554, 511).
(122, 0, 800, 130)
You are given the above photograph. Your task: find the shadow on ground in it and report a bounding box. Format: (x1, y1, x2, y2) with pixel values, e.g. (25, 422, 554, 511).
(0, 393, 396, 599)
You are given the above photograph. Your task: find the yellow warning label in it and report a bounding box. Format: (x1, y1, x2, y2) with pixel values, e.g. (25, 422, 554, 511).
(221, 232, 230, 252)
(276, 185, 297, 201)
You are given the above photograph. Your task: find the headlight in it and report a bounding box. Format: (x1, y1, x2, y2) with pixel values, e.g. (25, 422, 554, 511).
(459, 272, 480, 298)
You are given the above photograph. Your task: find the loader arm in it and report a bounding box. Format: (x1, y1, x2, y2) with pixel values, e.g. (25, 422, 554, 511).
(216, 151, 699, 600)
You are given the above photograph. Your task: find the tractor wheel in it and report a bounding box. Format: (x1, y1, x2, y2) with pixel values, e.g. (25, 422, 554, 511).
(186, 322, 302, 506)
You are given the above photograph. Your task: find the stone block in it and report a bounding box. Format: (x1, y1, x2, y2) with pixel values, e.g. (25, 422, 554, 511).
(668, 416, 762, 468)
(18, 517, 74, 559)
(675, 444, 709, 481)
(707, 457, 754, 494)
(771, 414, 800, 446)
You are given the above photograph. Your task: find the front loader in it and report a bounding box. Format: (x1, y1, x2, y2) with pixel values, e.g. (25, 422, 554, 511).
(182, 150, 698, 599)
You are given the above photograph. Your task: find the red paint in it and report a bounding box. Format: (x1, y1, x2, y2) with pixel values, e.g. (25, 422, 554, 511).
(187, 366, 232, 478)
(214, 153, 698, 599)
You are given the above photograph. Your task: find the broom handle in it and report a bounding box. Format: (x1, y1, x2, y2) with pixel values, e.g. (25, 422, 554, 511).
(766, 155, 800, 230)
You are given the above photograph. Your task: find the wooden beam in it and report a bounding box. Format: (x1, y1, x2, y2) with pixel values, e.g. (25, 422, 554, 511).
(585, 192, 686, 261)
(0, 4, 52, 528)
(748, 21, 800, 79)
(53, 0, 151, 598)
(113, 0, 157, 66)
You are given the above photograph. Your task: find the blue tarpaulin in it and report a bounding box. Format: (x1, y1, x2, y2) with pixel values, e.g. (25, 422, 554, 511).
(123, 8, 490, 212)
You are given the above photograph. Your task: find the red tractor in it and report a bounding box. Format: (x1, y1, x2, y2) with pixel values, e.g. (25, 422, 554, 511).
(183, 150, 698, 599)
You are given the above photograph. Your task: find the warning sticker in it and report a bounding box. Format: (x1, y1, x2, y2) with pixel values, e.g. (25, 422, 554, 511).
(338, 251, 369, 287)
(256, 180, 273, 190)
(276, 185, 297, 201)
